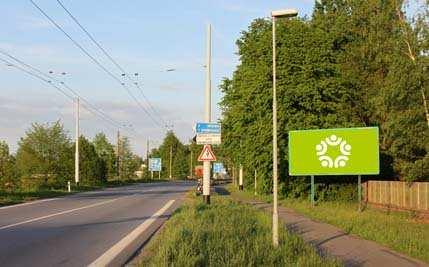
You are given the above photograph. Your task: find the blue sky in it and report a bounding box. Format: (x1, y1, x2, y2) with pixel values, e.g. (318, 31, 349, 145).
(0, 0, 423, 156)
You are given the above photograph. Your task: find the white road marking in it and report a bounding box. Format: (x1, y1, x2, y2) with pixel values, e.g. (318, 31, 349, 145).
(0, 198, 59, 210)
(0, 197, 124, 230)
(89, 199, 176, 267)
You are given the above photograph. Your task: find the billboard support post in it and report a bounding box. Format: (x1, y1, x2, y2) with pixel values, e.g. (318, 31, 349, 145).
(311, 175, 315, 207)
(358, 175, 362, 212)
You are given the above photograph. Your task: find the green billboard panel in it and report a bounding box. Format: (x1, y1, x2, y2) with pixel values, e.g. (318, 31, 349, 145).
(288, 127, 379, 176)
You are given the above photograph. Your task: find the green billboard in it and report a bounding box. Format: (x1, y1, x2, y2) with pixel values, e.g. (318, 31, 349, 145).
(288, 127, 379, 176)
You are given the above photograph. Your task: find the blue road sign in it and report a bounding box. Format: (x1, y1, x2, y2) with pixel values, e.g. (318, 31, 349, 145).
(213, 162, 224, 173)
(196, 123, 221, 134)
(149, 158, 162, 172)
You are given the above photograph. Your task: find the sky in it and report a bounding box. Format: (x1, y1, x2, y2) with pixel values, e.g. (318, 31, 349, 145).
(0, 0, 423, 156)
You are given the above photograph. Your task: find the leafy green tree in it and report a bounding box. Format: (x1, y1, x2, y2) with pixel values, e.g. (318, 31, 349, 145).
(0, 141, 18, 191)
(220, 0, 429, 196)
(93, 133, 116, 180)
(118, 136, 142, 180)
(16, 121, 73, 189)
(153, 131, 189, 179)
(74, 136, 107, 185)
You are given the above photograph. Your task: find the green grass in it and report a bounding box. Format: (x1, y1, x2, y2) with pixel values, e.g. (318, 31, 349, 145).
(0, 178, 171, 207)
(230, 186, 429, 263)
(140, 195, 341, 267)
(0, 190, 70, 206)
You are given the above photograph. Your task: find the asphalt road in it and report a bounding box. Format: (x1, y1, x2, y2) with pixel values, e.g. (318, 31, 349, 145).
(0, 181, 193, 267)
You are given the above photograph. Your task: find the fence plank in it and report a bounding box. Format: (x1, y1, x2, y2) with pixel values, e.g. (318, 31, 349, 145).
(366, 181, 428, 212)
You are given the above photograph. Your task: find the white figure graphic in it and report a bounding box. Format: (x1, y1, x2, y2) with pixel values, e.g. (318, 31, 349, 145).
(316, 135, 351, 168)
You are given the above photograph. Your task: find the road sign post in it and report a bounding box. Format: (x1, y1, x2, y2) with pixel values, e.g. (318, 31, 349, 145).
(289, 127, 379, 210)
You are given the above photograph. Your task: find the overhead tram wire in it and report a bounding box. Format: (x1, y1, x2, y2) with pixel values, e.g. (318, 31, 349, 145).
(0, 49, 139, 136)
(0, 56, 139, 137)
(55, 0, 168, 127)
(29, 0, 163, 130)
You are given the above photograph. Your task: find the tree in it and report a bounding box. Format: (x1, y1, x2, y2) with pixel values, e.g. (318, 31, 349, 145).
(93, 133, 116, 180)
(153, 131, 189, 179)
(16, 121, 73, 189)
(74, 136, 107, 185)
(118, 136, 142, 180)
(220, 0, 429, 196)
(0, 140, 18, 191)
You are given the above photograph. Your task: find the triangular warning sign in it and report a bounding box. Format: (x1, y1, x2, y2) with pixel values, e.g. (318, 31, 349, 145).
(198, 145, 217, 162)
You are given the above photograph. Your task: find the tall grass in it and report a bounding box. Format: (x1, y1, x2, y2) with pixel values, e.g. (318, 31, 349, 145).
(141, 197, 340, 266)
(231, 186, 429, 263)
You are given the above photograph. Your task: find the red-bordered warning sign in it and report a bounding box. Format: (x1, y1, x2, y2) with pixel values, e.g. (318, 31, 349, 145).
(198, 145, 217, 161)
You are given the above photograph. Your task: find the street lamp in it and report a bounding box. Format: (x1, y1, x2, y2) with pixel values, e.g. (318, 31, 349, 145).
(271, 8, 298, 247)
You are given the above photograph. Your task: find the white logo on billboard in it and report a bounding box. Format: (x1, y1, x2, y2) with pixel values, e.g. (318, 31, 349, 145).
(316, 135, 351, 168)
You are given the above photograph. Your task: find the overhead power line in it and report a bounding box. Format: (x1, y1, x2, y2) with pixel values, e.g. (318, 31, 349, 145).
(29, 0, 163, 130)
(55, 0, 168, 127)
(0, 53, 140, 137)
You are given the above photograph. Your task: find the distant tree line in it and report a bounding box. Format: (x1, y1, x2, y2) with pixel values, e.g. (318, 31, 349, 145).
(0, 121, 143, 192)
(219, 0, 429, 196)
(149, 131, 202, 179)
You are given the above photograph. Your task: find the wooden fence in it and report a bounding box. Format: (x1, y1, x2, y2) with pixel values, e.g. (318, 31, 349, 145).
(363, 181, 429, 212)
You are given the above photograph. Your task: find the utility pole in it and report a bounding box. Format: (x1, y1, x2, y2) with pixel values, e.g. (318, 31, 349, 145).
(146, 139, 150, 178)
(117, 130, 120, 179)
(169, 145, 173, 179)
(74, 97, 79, 186)
(190, 150, 193, 179)
(203, 23, 212, 204)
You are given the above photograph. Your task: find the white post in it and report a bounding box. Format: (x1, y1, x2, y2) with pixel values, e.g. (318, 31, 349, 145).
(169, 146, 173, 179)
(151, 171, 153, 179)
(75, 97, 80, 185)
(67, 181, 71, 192)
(203, 23, 212, 204)
(239, 165, 243, 190)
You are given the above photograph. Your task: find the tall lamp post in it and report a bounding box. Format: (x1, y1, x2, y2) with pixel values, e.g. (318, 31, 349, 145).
(271, 8, 298, 247)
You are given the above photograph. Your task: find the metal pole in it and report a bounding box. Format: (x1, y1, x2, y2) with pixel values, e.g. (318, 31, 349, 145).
(311, 175, 315, 207)
(75, 97, 79, 185)
(272, 16, 279, 247)
(146, 139, 150, 178)
(151, 171, 153, 179)
(169, 145, 172, 179)
(190, 150, 193, 179)
(159, 171, 161, 180)
(203, 23, 212, 204)
(117, 130, 120, 179)
(239, 165, 243, 190)
(358, 175, 362, 212)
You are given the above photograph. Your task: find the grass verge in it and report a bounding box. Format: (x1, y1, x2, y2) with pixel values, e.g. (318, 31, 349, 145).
(0, 178, 171, 207)
(230, 186, 429, 263)
(140, 195, 341, 266)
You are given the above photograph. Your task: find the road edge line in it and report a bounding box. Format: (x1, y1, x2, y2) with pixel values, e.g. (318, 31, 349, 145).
(88, 199, 175, 267)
